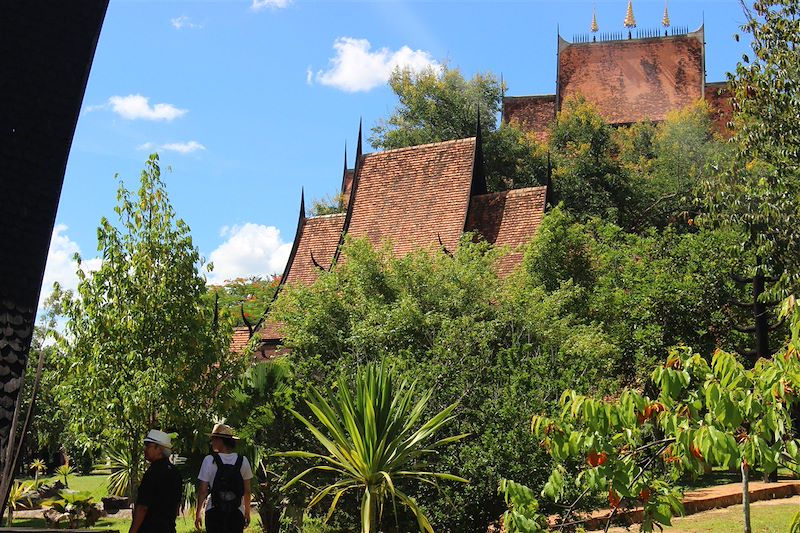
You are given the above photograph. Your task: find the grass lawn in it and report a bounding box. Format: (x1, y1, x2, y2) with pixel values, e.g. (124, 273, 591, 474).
(48, 474, 111, 500)
(603, 496, 800, 532)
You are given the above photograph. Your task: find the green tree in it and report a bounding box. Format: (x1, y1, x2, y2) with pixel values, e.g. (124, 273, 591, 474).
(209, 275, 280, 328)
(548, 97, 630, 224)
(529, 321, 800, 533)
(704, 0, 800, 295)
(54, 154, 240, 497)
(618, 103, 728, 230)
(272, 237, 621, 531)
(370, 65, 547, 191)
(279, 361, 468, 533)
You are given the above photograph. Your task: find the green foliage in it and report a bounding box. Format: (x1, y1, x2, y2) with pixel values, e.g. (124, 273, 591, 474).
(370, 65, 546, 191)
(278, 361, 467, 533)
(272, 237, 621, 530)
(532, 311, 800, 532)
(55, 465, 74, 488)
(42, 490, 103, 529)
(791, 510, 800, 533)
(498, 479, 548, 533)
(310, 193, 346, 217)
(209, 275, 280, 328)
(704, 0, 800, 294)
(54, 154, 241, 496)
(619, 102, 728, 230)
(103, 446, 133, 497)
(5, 480, 33, 526)
(550, 97, 724, 231)
(520, 206, 746, 383)
(548, 97, 629, 223)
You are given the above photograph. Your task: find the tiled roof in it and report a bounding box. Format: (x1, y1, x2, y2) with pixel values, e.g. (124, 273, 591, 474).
(283, 213, 345, 286)
(465, 186, 547, 277)
(230, 327, 251, 353)
(558, 30, 704, 124)
(345, 138, 477, 256)
(259, 320, 285, 342)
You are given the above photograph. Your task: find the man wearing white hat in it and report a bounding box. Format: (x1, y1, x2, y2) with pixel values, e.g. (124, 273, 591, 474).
(195, 423, 253, 533)
(130, 429, 182, 533)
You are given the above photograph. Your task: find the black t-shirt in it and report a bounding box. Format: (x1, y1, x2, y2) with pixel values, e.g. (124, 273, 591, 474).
(136, 457, 182, 532)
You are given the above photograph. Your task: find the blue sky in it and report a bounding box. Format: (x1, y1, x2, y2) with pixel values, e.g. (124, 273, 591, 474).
(44, 0, 752, 302)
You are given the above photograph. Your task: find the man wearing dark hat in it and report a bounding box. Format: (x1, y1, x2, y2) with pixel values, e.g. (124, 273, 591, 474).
(130, 430, 182, 533)
(195, 423, 253, 533)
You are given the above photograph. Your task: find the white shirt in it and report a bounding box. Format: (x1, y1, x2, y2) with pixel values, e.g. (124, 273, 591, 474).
(197, 453, 254, 514)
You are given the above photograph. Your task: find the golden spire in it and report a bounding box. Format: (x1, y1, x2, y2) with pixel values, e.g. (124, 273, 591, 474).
(591, 8, 599, 33)
(624, 0, 637, 28)
(662, 0, 671, 27)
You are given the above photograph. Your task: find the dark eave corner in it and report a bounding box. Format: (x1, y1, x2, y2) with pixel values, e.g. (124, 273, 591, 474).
(332, 119, 363, 265)
(340, 142, 348, 195)
(253, 188, 305, 332)
(470, 109, 487, 197)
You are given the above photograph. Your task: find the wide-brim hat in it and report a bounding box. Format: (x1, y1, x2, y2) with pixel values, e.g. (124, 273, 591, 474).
(206, 423, 240, 440)
(143, 429, 173, 450)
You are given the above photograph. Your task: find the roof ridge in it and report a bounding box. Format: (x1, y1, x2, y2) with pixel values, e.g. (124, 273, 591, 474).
(504, 94, 556, 100)
(307, 212, 347, 221)
(366, 137, 476, 157)
(472, 185, 548, 200)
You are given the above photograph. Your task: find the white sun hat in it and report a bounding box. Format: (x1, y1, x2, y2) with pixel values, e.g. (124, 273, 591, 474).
(143, 429, 173, 450)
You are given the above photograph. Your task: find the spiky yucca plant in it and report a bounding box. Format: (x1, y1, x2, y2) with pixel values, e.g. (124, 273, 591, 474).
(279, 362, 468, 533)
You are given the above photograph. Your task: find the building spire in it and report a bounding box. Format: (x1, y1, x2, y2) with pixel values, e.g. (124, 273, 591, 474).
(591, 8, 599, 33)
(662, 0, 671, 27)
(355, 118, 363, 169)
(623, 0, 636, 28)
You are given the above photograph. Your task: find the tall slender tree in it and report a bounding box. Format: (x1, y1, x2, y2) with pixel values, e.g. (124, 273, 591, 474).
(54, 154, 241, 496)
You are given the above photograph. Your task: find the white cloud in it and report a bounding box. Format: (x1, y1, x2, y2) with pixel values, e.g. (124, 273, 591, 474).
(251, 0, 290, 11)
(161, 141, 206, 154)
(306, 67, 313, 85)
(171, 15, 203, 29)
(95, 94, 187, 121)
(136, 141, 205, 154)
(207, 224, 292, 285)
(314, 37, 438, 92)
(40, 225, 102, 309)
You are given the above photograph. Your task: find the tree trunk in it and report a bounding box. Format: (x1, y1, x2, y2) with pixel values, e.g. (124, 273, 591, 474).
(742, 461, 751, 533)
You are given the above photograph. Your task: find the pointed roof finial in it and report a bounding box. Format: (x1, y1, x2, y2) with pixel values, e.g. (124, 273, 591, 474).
(591, 8, 599, 33)
(662, 0, 670, 27)
(624, 0, 636, 28)
(299, 187, 306, 221)
(340, 142, 349, 195)
(355, 118, 363, 167)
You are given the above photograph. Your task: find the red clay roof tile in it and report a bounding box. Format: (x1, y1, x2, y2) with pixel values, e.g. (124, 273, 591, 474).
(346, 138, 477, 256)
(465, 186, 547, 277)
(230, 326, 252, 354)
(283, 213, 345, 287)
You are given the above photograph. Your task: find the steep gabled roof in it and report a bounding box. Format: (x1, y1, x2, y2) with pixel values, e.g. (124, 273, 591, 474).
(558, 27, 705, 124)
(283, 213, 346, 286)
(345, 138, 478, 256)
(465, 186, 547, 277)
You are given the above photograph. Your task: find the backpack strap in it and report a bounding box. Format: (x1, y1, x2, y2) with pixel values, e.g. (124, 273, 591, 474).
(234, 454, 243, 470)
(212, 453, 223, 468)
